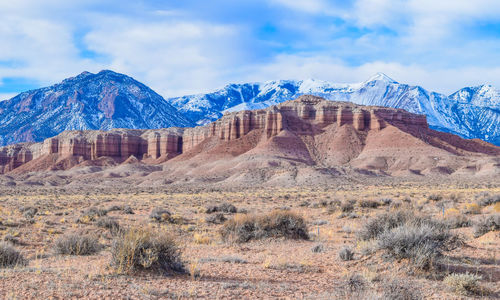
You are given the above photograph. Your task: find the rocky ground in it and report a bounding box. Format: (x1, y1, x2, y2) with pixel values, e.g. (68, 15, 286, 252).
(0, 178, 498, 299)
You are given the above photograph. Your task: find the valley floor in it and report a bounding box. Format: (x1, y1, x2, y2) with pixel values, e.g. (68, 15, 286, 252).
(0, 179, 498, 299)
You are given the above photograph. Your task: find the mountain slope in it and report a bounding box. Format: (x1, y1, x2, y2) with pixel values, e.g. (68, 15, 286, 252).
(0, 70, 193, 146)
(167, 73, 500, 145)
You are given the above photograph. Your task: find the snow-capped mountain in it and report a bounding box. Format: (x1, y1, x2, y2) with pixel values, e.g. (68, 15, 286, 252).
(0, 70, 193, 146)
(167, 73, 500, 146)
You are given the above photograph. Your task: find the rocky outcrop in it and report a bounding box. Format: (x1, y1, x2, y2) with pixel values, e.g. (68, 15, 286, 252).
(1, 95, 492, 174)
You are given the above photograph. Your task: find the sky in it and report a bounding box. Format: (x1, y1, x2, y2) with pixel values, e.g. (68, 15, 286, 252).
(1, 0, 500, 100)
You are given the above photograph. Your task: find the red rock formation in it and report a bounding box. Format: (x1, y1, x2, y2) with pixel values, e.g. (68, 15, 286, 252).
(0, 95, 497, 175)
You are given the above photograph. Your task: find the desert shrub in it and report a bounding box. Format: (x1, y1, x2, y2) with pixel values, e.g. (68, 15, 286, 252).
(447, 193, 461, 202)
(473, 214, 500, 237)
(79, 207, 108, 223)
(339, 246, 354, 261)
(340, 200, 355, 213)
(220, 211, 309, 243)
(193, 233, 211, 244)
(380, 198, 393, 206)
(107, 205, 121, 212)
(312, 219, 328, 226)
(3, 235, 20, 245)
(150, 208, 171, 222)
(428, 194, 442, 201)
(96, 217, 121, 235)
(333, 273, 370, 299)
(205, 213, 226, 224)
(54, 234, 100, 255)
(358, 211, 455, 269)
(476, 193, 500, 207)
(122, 205, 134, 214)
(205, 203, 237, 214)
(358, 199, 380, 208)
(311, 244, 324, 253)
(444, 273, 482, 295)
(357, 210, 412, 241)
(390, 201, 402, 209)
(445, 215, 471, 229)
(111, 228, 184, 274)
(84, 207, 108, 217)
(463, 203, 481, 214)
(0, 242, 26, 268)
(20, 207, 38, 219)
(298, 201, 310, 207)
(380, 278, 422, 300)
(377, 221, 450, 269)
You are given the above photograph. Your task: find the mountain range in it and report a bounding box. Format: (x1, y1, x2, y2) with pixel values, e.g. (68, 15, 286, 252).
(167, 73, 500, 146)
(2, 96, 498, 183)
(0, 70, 193, 146)
(0, 70, 499, 146)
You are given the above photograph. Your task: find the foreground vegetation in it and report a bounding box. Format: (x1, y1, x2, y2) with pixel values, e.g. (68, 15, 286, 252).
(0, 182, 498, 298)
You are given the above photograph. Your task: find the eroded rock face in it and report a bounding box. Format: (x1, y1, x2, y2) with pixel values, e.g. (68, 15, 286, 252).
(0, 95, 461, 174)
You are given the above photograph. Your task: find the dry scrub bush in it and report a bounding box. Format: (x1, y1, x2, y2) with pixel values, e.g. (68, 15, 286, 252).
(473, 214, 500, 237)
(380, 278, 422, 300)
(358, 199, 381, 208)
(149, 208, 171, 222)
(20, 206, 37, 219)
(475, 193, 500, 207)
(443, 273, 482, 296)
(444, 214, 471, 229)
(427, 194, 442, 201)
(96, 217, 121, 235)
(220, 210, 309, 243)
(79, 207, 108, 223)
(463, 203, 481, 214)
(111, 228, 185, 275)
(340, 200, 356, 213)
(357, 211, 455, 270)
(333, 273, 372, 299)
(54, 234, 101, 255)
(205, 213, 226, 224)
(0, 242, 26, 268)
(193, 233, 211, 245)
(339, 246, 355, 261)
(205, 203, 237, 214)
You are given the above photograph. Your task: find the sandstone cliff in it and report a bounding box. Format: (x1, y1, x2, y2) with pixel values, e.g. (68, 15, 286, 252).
(1, 95, 498, 176)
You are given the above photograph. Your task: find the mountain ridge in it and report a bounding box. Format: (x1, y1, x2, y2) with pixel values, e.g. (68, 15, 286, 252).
(167, 74, 500, 146)
(1, 95, 498, 183)
(0, 70, 193, 146)
(1, 70, 499, 147)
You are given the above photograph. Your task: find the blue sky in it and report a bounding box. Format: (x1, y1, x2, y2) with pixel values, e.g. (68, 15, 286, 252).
(1, 0, 500, 100)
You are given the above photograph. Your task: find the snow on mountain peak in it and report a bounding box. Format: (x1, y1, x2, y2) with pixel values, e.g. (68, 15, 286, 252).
(167, 74, 500, 146)
(365, 72, 398, 84)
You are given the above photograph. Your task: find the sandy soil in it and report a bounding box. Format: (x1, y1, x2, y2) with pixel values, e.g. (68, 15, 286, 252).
(0, 179, 498, 299)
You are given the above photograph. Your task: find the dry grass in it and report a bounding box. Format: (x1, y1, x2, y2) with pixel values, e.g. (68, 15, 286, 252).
(111, 227, 185, 275)
(0, 242, 26, 268)
(0, 182, 498, 298)
(220, 210, 309, 242)
(444, 273, 483, 296)
(54, 234, 101, 256)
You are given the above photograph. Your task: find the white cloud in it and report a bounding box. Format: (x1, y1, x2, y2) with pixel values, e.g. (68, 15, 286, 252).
(0, 1, 103, 86)
(269, 0, 334, 14)
(1, 0, 500, 99)
(84, 17, 245, 97)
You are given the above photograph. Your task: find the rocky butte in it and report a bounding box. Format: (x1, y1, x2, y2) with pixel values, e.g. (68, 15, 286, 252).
(1, 95, 499, 179)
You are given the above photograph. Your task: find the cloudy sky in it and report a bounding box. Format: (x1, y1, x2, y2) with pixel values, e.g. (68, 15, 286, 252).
(1, 0, 500, 100)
